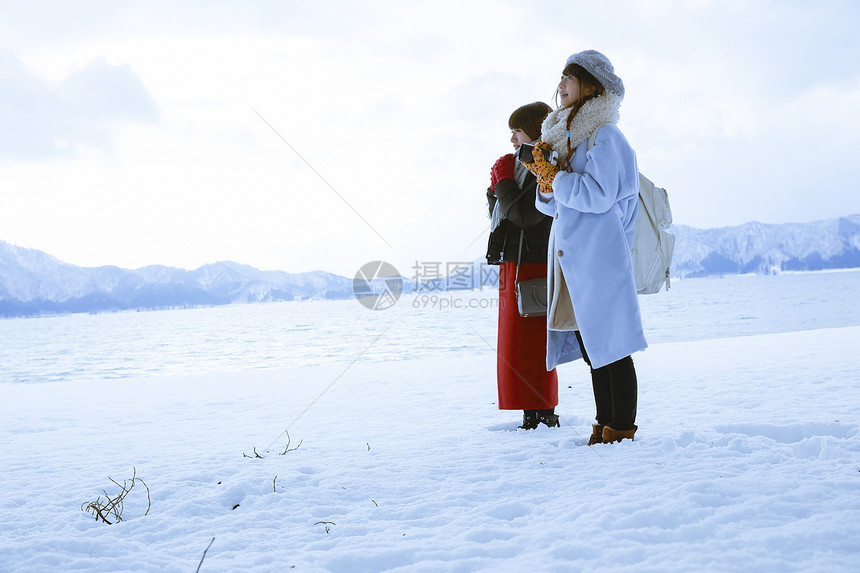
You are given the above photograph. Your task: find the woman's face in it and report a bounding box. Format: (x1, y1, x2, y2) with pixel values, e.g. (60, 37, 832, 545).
(558, 74, 581, 108)
(510, 128, 532, 150)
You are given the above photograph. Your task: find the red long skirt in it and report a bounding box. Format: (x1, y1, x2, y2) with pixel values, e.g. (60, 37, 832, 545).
(497, 262, 558, 410)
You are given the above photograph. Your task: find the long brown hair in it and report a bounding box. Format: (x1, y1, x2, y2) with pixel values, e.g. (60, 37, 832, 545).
(557, 63, 605, 168)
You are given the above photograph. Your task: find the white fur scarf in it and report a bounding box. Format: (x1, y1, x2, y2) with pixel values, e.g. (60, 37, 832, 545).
(540, 92, 623, 158)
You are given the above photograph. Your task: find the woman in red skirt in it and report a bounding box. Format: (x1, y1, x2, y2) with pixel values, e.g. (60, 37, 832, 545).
(486, 102, 559, 429)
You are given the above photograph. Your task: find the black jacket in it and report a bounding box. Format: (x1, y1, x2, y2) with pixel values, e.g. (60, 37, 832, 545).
(486, 172, 553, 265)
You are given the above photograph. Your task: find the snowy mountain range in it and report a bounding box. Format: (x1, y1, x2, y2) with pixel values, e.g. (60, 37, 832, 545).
(2, 214, 859, 317)
(0, 241, 353, 317)
(670, 214, 860, 277)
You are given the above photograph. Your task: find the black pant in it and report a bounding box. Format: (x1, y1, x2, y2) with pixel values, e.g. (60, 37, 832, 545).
(575, 331, 637, 431)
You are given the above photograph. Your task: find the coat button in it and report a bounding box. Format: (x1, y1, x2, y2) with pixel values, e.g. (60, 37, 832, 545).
(558, 250, 564, 257)
(554, 213, 558, 219)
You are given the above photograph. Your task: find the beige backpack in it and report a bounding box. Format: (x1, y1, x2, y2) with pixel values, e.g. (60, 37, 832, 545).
(588, 129, 675, 294)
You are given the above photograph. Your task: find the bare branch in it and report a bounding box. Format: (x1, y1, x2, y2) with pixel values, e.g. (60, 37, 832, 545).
(196, 537, 215, 573)
(82, 467, 148, 525)
(280, 431, 303, 455)
(138, 477, 151, 516)
(314, 521, 336, 534)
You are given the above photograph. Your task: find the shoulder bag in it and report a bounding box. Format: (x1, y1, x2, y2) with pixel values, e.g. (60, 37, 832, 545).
(514, 230, 548, 317)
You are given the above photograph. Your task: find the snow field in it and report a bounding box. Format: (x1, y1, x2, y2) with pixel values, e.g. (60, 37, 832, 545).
(1, 327, 860, 571)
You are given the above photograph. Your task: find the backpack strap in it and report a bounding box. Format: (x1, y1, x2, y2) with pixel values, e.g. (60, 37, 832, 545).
(586, 124, 609, 150)
(515, 230, 525, 284)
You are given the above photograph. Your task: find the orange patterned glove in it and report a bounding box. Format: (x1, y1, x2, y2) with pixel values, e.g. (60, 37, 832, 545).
(522, 144, 560, 193)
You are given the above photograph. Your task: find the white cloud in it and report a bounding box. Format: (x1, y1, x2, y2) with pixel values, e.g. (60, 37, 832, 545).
(1, 0, 859, 275)
(0, 53, 157, 159)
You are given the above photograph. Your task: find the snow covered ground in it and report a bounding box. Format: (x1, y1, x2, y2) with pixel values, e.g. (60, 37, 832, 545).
(2, 325, 860, 571)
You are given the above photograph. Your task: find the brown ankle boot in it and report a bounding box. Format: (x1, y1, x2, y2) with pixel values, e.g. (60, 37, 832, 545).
(602, 425, 637, 444)
(588, 424, 607, 445)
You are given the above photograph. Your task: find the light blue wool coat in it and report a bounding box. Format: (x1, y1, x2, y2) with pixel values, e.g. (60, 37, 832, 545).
(535, 123, 647, 370)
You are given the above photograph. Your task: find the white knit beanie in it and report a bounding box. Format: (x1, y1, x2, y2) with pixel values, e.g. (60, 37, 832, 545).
(565, 50, 625, 100)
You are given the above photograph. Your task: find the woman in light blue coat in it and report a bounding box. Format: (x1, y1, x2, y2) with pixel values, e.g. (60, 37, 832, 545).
(522, 50, 647, 445)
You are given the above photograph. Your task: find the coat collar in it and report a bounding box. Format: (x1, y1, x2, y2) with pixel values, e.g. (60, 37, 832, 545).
(540, 92, 623, 156)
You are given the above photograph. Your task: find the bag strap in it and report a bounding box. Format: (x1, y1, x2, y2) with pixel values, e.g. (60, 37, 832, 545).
(587, 125, 605, 150)
(515, 230, 525, 284)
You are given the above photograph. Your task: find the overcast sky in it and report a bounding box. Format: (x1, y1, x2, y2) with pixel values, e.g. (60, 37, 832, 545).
(2, 0, 859, 277)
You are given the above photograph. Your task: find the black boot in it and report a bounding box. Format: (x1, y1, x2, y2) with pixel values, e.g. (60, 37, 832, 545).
(519, 410, 539, 430)
(607, 356, 638, 431)
(536, 407, 560, 428)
